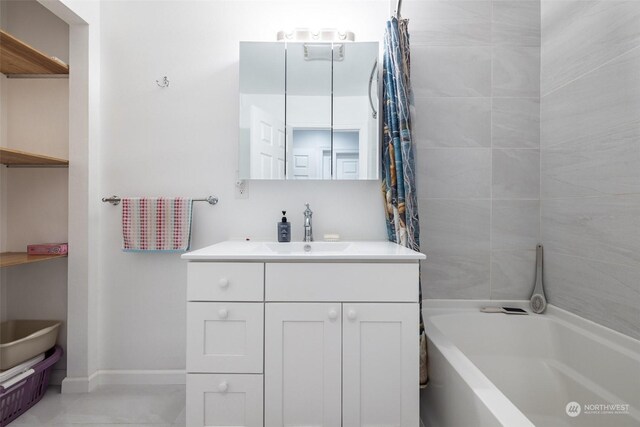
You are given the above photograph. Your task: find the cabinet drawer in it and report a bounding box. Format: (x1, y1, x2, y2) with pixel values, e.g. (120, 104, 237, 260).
(187, 373, 263, 427)
(265, 263, 418, 302)
(187, 302, 263, 373)
(188, 262, 263, 301)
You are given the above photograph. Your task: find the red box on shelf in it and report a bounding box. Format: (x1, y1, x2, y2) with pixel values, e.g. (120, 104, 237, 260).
(26, 243, 68, 255)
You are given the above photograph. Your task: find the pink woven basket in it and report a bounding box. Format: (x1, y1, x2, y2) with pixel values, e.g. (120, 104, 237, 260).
(0, 346, 62, 426)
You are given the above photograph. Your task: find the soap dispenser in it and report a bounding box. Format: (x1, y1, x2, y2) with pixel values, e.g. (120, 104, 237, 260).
(278, 211, 291, 242)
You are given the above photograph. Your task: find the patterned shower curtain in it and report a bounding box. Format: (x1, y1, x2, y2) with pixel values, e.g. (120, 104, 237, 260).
(381, 17, 428, 387)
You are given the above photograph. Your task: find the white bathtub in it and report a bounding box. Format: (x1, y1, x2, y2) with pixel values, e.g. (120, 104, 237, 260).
(420, 300, 640, 427)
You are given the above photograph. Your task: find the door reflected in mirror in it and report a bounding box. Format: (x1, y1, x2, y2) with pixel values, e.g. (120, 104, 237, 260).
(289, 129, 360, 180)
(239, 41, 379, 180)
(239, 42, 286, 180)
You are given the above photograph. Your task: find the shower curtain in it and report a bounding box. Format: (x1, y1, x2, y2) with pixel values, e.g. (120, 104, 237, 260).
(381, 17, 428, 387)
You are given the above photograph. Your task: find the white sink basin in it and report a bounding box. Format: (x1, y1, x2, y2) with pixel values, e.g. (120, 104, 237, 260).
(182, 240, 426, 261)
(264, 242, 351, 254)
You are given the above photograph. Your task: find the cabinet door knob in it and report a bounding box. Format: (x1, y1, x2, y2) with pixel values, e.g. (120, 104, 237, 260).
(219, 278, 230, 288)
(347, 309, 357, 320)
(328, 309, 338, 320)
(218, 308, 229, 319)
(218, 381, 228, 392)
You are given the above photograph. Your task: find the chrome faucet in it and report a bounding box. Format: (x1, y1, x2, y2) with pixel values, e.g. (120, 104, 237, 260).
(303, 203, 313, 242)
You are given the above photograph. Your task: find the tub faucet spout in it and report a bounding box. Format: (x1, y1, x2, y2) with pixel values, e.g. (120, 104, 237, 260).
(530, 244, 547, 313)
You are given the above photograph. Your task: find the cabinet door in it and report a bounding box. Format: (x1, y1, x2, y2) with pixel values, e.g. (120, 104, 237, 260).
(343, 303, 420, 427)
(187, 302, 263, 373)
(265, 303, 341, 427)
(187, 373, 263, 427)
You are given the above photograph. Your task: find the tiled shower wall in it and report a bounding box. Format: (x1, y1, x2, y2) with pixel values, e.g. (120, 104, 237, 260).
(540, 1, 640, 339)
(407, 0, 542, 299)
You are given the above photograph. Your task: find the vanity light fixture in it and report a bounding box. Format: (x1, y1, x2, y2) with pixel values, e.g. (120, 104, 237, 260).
(276, 28, 355, 42)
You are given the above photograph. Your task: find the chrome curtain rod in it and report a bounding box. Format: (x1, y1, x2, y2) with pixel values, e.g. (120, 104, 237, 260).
(101, 195, 219, 206)
(395, 0, 403, 18)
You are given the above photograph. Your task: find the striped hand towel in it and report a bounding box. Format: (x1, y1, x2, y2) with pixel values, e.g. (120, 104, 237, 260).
(122, 197, 193, 252)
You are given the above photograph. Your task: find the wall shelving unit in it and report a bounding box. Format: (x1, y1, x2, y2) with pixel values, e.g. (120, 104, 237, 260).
(0, 29, 69, 76)
(0, 29, 69, 269)
(0, 147, 69, 167)
(0, 252, 67, 268)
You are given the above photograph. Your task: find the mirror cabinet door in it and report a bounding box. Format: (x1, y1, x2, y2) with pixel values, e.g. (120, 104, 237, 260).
(332, 42, 379, 180)
(285, 42, 333, 180)
(239, 42, 286, 180)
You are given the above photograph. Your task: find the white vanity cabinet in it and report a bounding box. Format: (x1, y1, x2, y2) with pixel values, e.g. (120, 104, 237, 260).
(183, 241, 425, 427)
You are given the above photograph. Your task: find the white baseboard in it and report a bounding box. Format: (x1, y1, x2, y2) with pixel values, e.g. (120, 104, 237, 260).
(61, 370, 99, 393)
(61, 369, 185, 392)
(97, 370, 186, 385)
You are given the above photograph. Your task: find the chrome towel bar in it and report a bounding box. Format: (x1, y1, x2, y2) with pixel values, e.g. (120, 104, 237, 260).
(101, 195, 218, 206)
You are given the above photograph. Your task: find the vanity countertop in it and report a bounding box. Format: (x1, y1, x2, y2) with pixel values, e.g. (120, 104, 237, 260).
(181, 240, 426, 261)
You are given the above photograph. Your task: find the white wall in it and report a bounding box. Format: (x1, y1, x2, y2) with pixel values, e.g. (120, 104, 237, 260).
(0, 5, 5, 325)
(41, 0, 104, 391)
(0, 75, 7, 254)
(98, 0, 389, 372)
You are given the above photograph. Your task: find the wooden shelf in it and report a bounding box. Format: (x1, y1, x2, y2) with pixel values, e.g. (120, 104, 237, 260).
(0, 252, 67, 268)
(0, 147, 68, 167)
(0, 30, 69, 75)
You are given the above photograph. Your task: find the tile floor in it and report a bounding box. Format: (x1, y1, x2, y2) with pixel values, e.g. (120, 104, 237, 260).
(9, 385, 185, 426)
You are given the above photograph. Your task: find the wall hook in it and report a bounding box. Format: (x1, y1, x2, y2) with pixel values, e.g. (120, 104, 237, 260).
(156, 76, 170, 88)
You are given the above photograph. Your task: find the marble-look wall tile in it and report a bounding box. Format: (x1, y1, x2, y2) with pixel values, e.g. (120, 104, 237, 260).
(419, 199, 490, 299)
(411, 0, 541, 300)
(492, 2, 541, 46)
(541, 138, 640, 198)
(541, 195, 640, 268)
(412, 46, 492, 97)
(492, 98, 540, 148)
(491, 200, 540, 250)
(541, 0, 640, 95)
(492, 46, 540, 97)
(541, 46, 640, 149)
(417, 148, 491, 198)
(420, 199, 491, 253)
(492, 149, 540, 199)
(405, 1, 491, 46)
(414, 98, 491, 148)
(544, 253, 640, 340)
(491, 250, 536, 299)
(539, 0, 640, 340)
(422, 252, 491, 299)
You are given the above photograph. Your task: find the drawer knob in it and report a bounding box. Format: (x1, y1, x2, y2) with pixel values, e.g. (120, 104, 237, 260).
(218, 381, 228, 392)
(218, 308, 229, 319)
(219, 278, 230, 288)
(347, 309, 357, 320)
(328, 309, 338, 320)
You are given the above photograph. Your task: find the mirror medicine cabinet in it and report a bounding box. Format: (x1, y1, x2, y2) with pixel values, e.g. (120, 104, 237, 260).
(238, 41, 380, 181)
